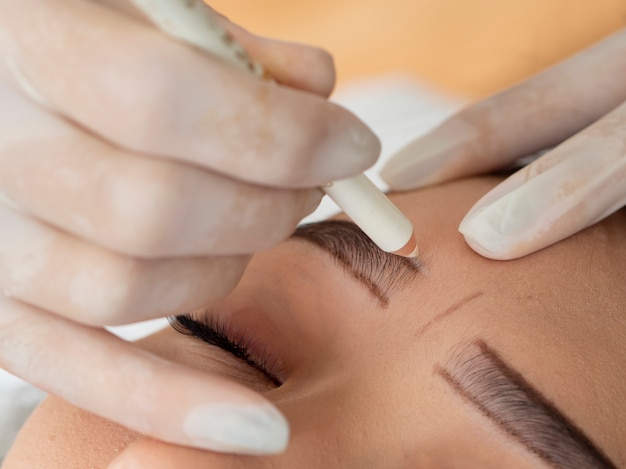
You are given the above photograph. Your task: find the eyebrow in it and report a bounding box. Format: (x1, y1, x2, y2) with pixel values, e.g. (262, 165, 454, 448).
(291, 220, 424, 307)
(438, 340, 616, 469)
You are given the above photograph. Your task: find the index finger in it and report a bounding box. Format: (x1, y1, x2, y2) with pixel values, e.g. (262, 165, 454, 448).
(382, 28, 626, 190)
(0, 294, 288, 455)
(1, 0, 378, 188)
(458, 100, 626, 260)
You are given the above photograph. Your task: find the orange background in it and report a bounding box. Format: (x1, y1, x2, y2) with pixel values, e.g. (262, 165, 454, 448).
(210, 0, 626, 97)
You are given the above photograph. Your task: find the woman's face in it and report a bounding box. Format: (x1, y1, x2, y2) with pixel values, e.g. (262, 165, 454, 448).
(5, 177, 626, 468)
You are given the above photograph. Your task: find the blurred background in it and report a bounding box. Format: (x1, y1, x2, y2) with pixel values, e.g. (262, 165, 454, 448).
(211, 0, 626, 97)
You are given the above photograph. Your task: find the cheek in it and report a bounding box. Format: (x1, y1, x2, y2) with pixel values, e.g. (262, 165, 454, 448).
(4, 391, 355, 469)
(106, 439, 252, 469)
(106, 393, 379, 468)
(106, 416, 351, 469)
(4, 396, 140, 469)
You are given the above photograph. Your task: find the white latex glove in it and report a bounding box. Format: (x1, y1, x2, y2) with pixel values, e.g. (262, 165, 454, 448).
(381, 28, 626, 260)
(0, 0, 379, 455)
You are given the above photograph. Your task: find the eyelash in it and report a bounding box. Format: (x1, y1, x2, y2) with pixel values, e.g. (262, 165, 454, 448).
(169, 314, 283, 387)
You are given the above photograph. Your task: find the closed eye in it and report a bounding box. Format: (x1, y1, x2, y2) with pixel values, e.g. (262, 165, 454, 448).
(169, 314, 283, 387)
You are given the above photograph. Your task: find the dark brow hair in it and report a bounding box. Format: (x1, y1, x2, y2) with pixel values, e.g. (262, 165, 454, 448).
(439, 340, 617, 469)
(292, 220, 424, 307)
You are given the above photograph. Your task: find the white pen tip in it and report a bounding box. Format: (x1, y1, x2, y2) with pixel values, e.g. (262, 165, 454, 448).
(392, 233, 419, 258)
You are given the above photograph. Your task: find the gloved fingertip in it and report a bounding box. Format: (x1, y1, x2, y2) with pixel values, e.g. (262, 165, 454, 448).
(180, 402, 289, 455)
(458, 214, 522, 260)
(458, 185, 553, 260)
(380, 120, 474, 191)
(311, 119, 381, 183)
(380, 141, 446, 191)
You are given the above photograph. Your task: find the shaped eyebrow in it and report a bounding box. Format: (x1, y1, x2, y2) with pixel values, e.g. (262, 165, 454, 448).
(291, 220, 424, 307)
(438, 340, 616, 469)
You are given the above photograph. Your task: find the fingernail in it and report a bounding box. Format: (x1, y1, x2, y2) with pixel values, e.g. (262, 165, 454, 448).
(381, 118, 477, 190)
(458, 170, 561, 260)
(183, 403, 289, 455)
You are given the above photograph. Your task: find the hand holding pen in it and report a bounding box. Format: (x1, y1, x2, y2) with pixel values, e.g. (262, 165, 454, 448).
(0, 0, 380, 455)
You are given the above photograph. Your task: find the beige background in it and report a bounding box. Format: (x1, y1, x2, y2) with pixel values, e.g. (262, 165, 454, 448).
(210, 0, 626, 97)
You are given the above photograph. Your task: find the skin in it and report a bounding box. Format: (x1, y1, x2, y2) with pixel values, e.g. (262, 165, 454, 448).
(4, 176, 626, 468)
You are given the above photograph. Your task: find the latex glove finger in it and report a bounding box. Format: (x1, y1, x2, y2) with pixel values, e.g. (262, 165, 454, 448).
(0, 202, 252, 325)
(381, 28, 626, 190)
(0, 294, 288, 454)
(0, 83, 321, 258)
(100, 0, 336, 97)
(216, 18, 336, 97)
(0, 0, 379, 188)
(458, 100, 626, 260)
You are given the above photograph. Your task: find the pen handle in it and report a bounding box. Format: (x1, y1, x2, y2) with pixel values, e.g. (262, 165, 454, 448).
(323, 174, 414, 252)
(130, 0, 264, 77)
(131, 0, 417, 256)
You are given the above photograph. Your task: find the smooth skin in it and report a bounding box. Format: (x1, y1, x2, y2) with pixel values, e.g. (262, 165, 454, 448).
(5, 176, 625, 468)
(0, 0, 380, 453)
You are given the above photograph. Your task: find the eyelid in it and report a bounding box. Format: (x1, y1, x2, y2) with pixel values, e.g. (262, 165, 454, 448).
(169, 314, 284, 387)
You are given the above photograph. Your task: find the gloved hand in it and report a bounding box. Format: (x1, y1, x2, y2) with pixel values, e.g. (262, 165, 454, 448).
(0, 0, 379, 455)
(381, 28, 626, 260)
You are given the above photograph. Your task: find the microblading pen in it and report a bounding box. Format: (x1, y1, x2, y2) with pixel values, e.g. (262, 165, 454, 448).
(131, 0, 418, 258)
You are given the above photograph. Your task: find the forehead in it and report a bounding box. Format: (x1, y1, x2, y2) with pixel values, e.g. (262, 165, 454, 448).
(387, 177, 626, 459)
(291, 177, 626, 458)
(8, 179, 625, 468)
